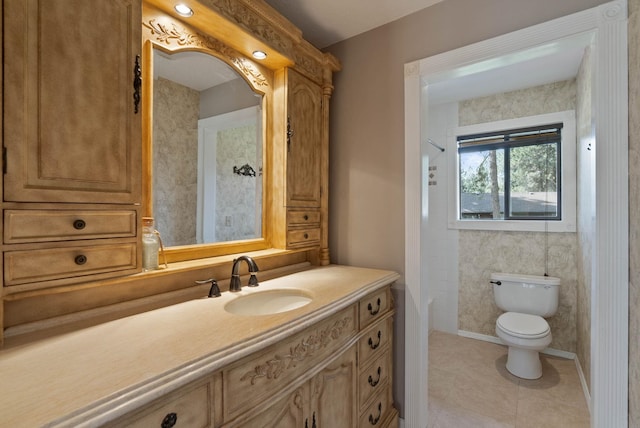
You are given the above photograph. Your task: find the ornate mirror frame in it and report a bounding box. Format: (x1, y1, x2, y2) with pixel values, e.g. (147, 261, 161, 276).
(141, 3, 281, 262)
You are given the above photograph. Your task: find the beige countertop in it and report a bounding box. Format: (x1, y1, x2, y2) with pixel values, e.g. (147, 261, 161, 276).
(0, 264, 399, 427)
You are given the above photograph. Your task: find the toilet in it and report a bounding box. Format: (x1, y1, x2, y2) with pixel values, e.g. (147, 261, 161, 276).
(491, 272, 560, 379)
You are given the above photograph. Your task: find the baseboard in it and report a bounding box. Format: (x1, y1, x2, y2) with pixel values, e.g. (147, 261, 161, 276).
(457, 329, 577, 360)
(398, 417, 405, 428)
(574, 355, 592, 414)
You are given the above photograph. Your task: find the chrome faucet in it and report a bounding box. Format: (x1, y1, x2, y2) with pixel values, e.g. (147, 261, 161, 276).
(229, 256, 259, 292)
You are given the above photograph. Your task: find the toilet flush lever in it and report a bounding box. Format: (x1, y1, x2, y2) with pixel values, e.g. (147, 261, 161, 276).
(490, 280, 502, 286)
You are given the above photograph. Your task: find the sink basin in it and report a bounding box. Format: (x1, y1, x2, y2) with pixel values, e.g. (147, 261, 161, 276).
(224, 289, 313, 316)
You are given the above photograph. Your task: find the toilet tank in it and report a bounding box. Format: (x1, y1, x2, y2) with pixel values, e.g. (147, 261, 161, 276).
(491, 272, 560, 317)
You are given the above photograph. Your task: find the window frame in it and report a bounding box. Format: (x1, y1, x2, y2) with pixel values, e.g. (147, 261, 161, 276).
(457, 124, 562, 221)
(448, 110, 576, 232)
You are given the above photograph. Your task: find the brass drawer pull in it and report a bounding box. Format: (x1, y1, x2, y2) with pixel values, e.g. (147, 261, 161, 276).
(367, 298, 381, 316)
(303, 214, 309, 220)
(368, 366, 382, 387)
(73, 219, 86, 230)
(369, 402, 382, 425)
(368, 330, 382, 350)
(161, 412, 177, 428)
(74, 255, 87, 265)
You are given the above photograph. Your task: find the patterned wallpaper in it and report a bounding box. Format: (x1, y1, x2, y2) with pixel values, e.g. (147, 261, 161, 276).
(457, 79, 579, 352)
(153, 78, 262, 246)
(153, 77, 199, 246)
(214, 124, 262, 241)
(575, 46, 593, 391)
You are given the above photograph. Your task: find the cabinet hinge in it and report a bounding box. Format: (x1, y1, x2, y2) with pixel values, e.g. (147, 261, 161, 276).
(2, 146, 6, 174)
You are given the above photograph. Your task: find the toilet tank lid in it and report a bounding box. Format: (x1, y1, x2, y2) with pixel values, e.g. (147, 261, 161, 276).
(491, 272, 560, 286)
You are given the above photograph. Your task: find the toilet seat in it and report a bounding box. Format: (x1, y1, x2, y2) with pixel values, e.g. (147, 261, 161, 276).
(497, 312, 550, 339)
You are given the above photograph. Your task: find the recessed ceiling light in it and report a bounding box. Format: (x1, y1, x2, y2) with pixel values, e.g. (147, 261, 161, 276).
(252, 51, 267, 60)
(174, 4, 193, 17)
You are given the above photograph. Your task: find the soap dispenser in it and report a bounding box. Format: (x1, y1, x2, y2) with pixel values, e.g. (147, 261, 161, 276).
(142, 217, 160, 271)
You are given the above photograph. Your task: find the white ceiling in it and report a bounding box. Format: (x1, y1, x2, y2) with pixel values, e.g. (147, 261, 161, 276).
(263, 0, 443, 48)
(427, 32, 593, 105)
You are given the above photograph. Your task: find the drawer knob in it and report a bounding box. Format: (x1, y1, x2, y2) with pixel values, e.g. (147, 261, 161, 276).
(304, 233, 309, 239)
(367, 298, 381, 316)
(73, 219, 86, 230)
(161, 412, 177, 428)
(368, 330, 382, 350)
(74, 255, 87, 265)
(368, 366, 382, 387)
(368, 402, 382, 426)
(303, 214, 309, 220)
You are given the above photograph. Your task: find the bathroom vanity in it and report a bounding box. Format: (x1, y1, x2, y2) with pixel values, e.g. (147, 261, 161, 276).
(0, 266, 399, 427)
(0, 2, 401, 425)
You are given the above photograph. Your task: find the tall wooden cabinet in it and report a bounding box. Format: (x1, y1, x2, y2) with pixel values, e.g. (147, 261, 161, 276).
(285, 68, 323, 209)
(3, 0, 142, 203)
(1, 0, 142, 296)
(276, 68, 325, 250)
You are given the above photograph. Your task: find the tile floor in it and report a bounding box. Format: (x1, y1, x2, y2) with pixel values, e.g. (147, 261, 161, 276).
(428, 331, 591, 427)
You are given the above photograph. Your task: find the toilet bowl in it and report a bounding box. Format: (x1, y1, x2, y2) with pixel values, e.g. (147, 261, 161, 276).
(496, 312, 552, 379)
(491, 273, 560, 380)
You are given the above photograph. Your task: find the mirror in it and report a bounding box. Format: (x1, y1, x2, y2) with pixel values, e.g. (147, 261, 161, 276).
(151, 49, 263, 247)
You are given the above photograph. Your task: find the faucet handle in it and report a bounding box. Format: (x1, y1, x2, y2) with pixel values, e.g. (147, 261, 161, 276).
(248, 272, 259, 287)
(195, 278, 221, 297)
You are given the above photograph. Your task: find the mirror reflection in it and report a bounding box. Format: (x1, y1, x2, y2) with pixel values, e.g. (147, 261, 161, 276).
(152, 49, 263, 247)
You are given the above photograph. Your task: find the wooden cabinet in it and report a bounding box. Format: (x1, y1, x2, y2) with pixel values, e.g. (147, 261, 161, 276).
(357, 287, 396, 428)
(284, 68, 323, 209)
(222, 305, 357, 423)
(3, 0, 141, 204)
(105, 376, 218, 428)
(109, 285, 397, 428)
(273, 68, 324, 251)
(311, 347, 358, 428)
(240, 348, 357, 428)
(1, 0, 142, 296)
(286, 209, 321, 249)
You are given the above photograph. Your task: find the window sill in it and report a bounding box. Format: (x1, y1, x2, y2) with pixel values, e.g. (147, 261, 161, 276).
(449, 219, 576, 233)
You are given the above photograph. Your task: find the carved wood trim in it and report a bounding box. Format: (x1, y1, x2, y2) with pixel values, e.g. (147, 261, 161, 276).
(143, 18, 269, 88)
(240, 316, 352, 385)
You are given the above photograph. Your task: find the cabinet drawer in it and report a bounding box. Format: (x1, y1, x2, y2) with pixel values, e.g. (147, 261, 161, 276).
(108, 381, 212, 428)
(287, 209, 320, 226)
(358, 317, 392, 364)
(359, 387, 392, 428)
(4, 243, 137, 285)
(223, 305, 357, 421)
(359, 288, 391, 329)
(359, 350, 391, 409)
(4, 210, 137, 243)
(287, 228, 320, 248)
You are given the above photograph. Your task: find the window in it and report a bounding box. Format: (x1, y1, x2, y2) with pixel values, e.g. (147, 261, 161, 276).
(458, 124, 562, 220)
(448, 111, 576, 233)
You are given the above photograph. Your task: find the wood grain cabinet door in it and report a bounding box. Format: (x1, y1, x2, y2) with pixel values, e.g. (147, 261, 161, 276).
(311, 346, 358, 428)
(285, 68, 322, 208)
(3, 0, 142, 204)
(234, 386, 307, 428)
